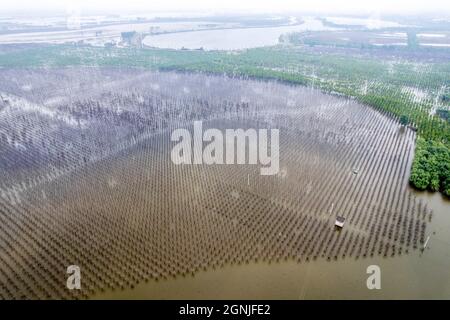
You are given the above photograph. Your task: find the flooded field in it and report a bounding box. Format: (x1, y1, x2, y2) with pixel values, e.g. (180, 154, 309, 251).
(0, 69, 447, 299)
(94, 191, 450, 299)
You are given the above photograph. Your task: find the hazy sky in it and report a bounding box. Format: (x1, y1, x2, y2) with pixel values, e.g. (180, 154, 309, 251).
(2, 0, 450, 16)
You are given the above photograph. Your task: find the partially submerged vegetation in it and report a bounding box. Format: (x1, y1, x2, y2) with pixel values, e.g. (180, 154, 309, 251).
(1, 43, 449, 196)
(410, 138, 450, 196)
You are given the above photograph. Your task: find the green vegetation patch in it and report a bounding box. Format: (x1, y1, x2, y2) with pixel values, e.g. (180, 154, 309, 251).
(410, 138, 450, 196)
(1, 44, 450, 196)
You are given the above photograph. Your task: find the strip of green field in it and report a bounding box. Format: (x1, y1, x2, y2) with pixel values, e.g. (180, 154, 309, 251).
(1, 45, 449, 196)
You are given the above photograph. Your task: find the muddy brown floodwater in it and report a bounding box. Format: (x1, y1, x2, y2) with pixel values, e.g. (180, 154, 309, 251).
(0, 70, 448, 299)
(93, 190, 450, 299)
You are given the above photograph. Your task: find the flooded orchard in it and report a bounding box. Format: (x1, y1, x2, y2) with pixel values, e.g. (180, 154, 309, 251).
(0, 69, 447, 299)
